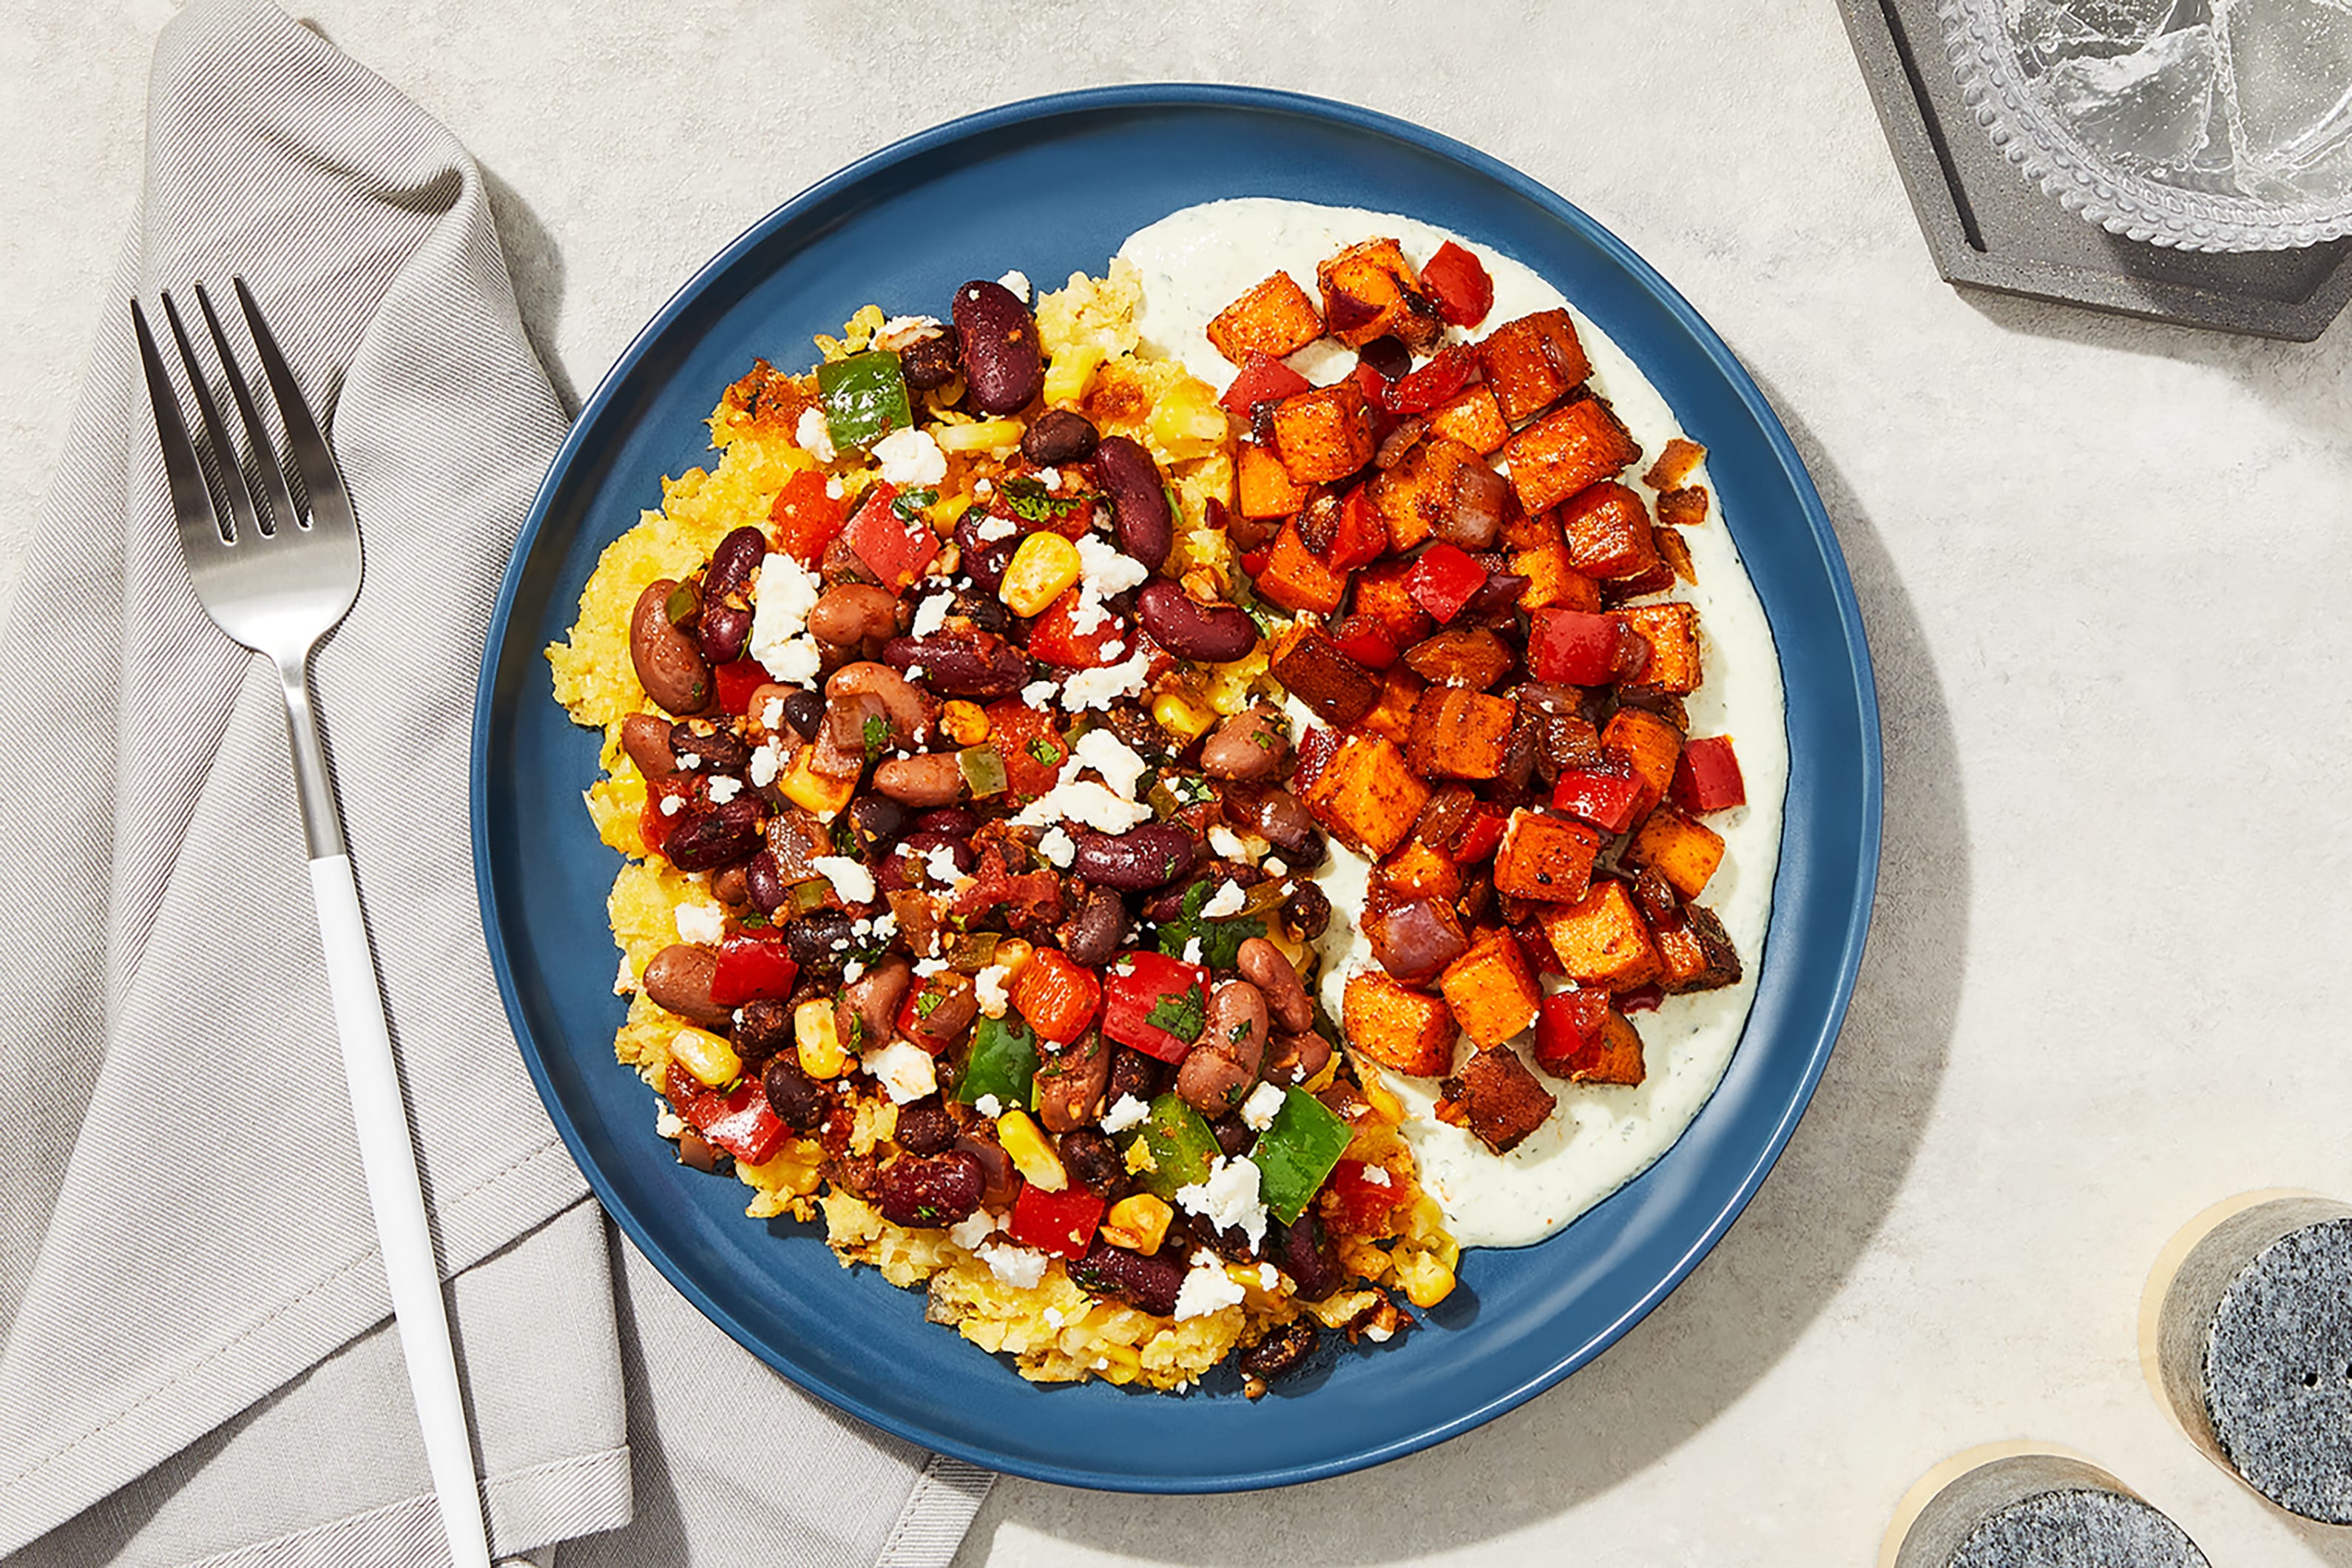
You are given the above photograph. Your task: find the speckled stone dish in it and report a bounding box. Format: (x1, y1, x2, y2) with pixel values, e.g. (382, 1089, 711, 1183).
(1884, 1447, 2208, 1568)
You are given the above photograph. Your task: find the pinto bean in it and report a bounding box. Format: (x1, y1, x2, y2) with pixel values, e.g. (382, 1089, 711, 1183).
(876, 1151, 985, 1229)
(621, 713, 679, 780)
(1199, 708, 1289, 781)
(1021, 408, 1099, 464)
(873, 752, 966, 806)
(712, 865, 751, 907)
(630, 579, 712, 714)
(808, 583, 902, 647)
(881, 628, 1028, 698)
(641, 944, 732, 1031)
(951, 280, 1043, 415)
(836, 955, 913, 1054)
(954, 1128, 1021, 1208)
(1177, 980, 1268, 1116)
(1261, 1029, 1332, 1087)
(826, 661, 936, 746)
(1137, 581, 1258, 663)
(1057, 887, 1129, 968)
(1069, 823, 1196, 891)
(1092, 436, 1173, 571)
(1251, 790, 1323, 862)
(662, 797, 765, 872)
(1035, 1032, 1110, 1134)
(1236, 937, 1314, 1034)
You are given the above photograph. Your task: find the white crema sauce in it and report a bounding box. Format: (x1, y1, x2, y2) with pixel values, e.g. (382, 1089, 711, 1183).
(1118, 200, 1790, 1248)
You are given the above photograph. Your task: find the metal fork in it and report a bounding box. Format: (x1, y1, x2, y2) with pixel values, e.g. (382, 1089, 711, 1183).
(132, 281, 494, 1568)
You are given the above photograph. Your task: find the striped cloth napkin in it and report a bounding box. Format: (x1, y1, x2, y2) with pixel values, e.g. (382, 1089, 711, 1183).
(0, 1, 990, 1561)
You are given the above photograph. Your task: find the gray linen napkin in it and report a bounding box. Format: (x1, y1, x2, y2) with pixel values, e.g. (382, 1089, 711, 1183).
(0, 1, 990, 1561)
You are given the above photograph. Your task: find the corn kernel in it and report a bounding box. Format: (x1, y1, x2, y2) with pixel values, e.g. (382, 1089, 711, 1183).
(1359, 1065, 1405, 1126)
(991, 937, 1035, 985)
(999, 533, 1084, 618)
(780, 744, 856, 818)
(670, 1026, 741, 1089)
(1151, 692, 1216, 743)
(794, 999, 846, 1078)
(933, 418, 1024, 454)
(1147, 375, 1229, 462)
(1101, 1193, 1173, 1255)
(1092, 1339, 1142, 1381)
(942, 700, 990, 746)
(996, 1109, 1068, 1192)
(1043, 345, 1104, 408)
(1396, 1248, 1457, 1309)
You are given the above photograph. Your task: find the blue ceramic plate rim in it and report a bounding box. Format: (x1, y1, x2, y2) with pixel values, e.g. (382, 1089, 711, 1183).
(472, 83, 1880, 1493)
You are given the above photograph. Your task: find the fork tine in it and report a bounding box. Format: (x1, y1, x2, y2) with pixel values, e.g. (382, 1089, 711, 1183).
(130, 300, 230, 552)
(231, 278, 356, 537)
(192, 283, 304, 536)
(160, 291, 268, 541)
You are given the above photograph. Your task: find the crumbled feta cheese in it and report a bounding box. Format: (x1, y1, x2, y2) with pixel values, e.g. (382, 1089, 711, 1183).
(1074, 533, 1149, 597)
(976, 513, 1017, 542)
(975, 963, 1011, 1017)
(615, 956, 638, 996)
(922, 845, 964, 888)
(748, 742, 783, 788)
(1362, 1165, 1392, 1187)
(1065, 727, 1150, 801)
(1175, 1155, 1268, 1248)
(1036, 827, 1076, 868)
(1173, 1252, 1248, 1321)
(947, 1210, 998, 1249)
(913, 955, 951, 978)
(676, 752, 703, 771)
(811, 855, 876, 905)
(1100, 1093, 1150, 1134)
(876, 314, 942, 351)
(655, 1109, 686, 1139)
(1263, 857, 1287, 876)
(871, 911, 899, 939)
(1240, 1081, 1287, 1132)
(794, 406, 837, 463)
(705, 776, 742, 805)
(842, 959, 865, 984)
(1182, 937, 1203, 964)
(1059, 652, 1155, 712)
(1098, 641, 1126, 660)
(1042, 1306, 1065, 1328)
(825, 476, 845, 501)
(659, 794, 686, 817)
(872, 425, 948, 489)
(760, 696, 786, 731)
(862, 1038, 939, 1104)
(997, 268, 1031, 301)
(910, 592, 953, 639)
(1257, 1263, 1280, 1290)
(748, 552, 825, 685)
(1021, 678, 1059, 706)
(1200, 879, 1246, 919)
(1014, 779, 1152, 834)
(673, 901, 726, 944)
(973, 1092, 1004, 1120)
(973, 477, 994, 496)
(1363, 1321, 1395, 1343)
(979, 1242, 1049, 1290)
(1209, 825, 1250, 860)
(1038, 467, 1061, 491)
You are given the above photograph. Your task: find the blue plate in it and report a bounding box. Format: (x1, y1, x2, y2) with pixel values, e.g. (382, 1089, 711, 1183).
(472, 86, 1880, 1493)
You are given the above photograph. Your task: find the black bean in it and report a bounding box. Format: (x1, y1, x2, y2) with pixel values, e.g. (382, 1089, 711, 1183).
(785, 909, 855, 975)
(734, 998, 793, 1059)
(1106, 1046, 1166, 1107)
(1239, 1319, 1318, 1382)
(845, 794, 908, 852)
(893, 1097, 956, 1156)
(1276, 1212, 1345, 1302)
(899, 325, 961, 391)
(783, 689, 825, 739)
(949, 584, 1013, 637)
(1058, 1127, 1124, 1197)
(762, 1055, 828, 1130)
(1209, 1112, 1256, 1158)
(1021, 408, 1100, 465)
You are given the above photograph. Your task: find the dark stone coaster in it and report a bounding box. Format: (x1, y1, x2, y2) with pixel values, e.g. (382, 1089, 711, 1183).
(1895, 1455, 2209, 1568)
(1836, 0, 2352, 341)
(2204, 1217, 2352, 1522)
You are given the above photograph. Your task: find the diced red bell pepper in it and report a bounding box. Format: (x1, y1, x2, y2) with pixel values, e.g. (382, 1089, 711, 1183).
(1672, 735, 1748, 814)
(1452, 804, 1509, 863)
(1405, 542, 1487, 624)
(1388, 344, 1479, 416)
(842, 480, 938, 590)
(1101, 950, 1213, 1064)
(984, 700, 1069, 804)
(1322, 484, 1387, 573)
(1026, 587, 1127, 669)
(665, 1060, 788, 1166)
(709, 933, 800, 1007)
(639, 772, 701, 856)
(1420, 241, 1495, 328)
(1619, 984, 1665, 1016)
(713, 658, 770, 717)
(768, 467, 847, 564)
(1218, 351, 1314, 419)
(1328, 614, 1400, 671)
(1322, 1159, 1405, 1235)
(1530, 987, 1612, 1077)
(1527, 607, 1621, 686)
(1011, 948, 1102, 1045)
(1006, 1182, 1106, 1260)
(1293, 726, 1340, 791)
(1350, 359, 1393, 412)
(1238, 544, 1274, 581)
(1550, 763, 1649, 837)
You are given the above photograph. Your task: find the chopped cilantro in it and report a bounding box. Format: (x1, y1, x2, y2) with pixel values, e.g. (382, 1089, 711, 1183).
(1143, 983, 1207, 1044)
(892, 487, 939, 521)
(1027, 735, 1061, 766)
(916, 987, 944, 1018)
(1153, 879, 1267, 971)
(999, 476, 1086, 524)
(862, 714, 888, 757)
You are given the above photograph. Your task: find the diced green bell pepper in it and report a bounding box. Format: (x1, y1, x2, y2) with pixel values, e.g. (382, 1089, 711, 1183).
(1251, 1088, 1352, 1223)
(816, 349, 912, 450)
(956, 1014, 1038, 1110)
(959, 745, 1008, 798)
(1128, 1093, 1221, 1200)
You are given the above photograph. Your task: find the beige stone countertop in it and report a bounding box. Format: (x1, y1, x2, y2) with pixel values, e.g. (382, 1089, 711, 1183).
(7, 2, 2351, 1564)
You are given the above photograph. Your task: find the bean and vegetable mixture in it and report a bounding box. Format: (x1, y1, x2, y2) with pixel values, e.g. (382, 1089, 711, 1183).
(548, 240, 1747, 1395)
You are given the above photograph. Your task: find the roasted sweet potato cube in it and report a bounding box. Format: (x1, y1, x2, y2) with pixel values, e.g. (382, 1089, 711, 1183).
(1600, 707, 1683, 817)
(1493, 809, 1604, 903)
(1236, 441, 1310, 520)
(1655, 905, 1741, 995)
(1362, 666, 1424, 746)
(1425, 382, 1510, 455)
(1317, 237, 1444, 351)
(1351, 558, 1433, 646)
(1344, 970, 1459, 1077)
(1615, 603, 1703, 695)
(1655, 485, 1711, 528)
(1402, 626, 1514, 689)
(1475, 308, 1592, 424)
(1272, 381, 1379, 484)
(1301, 734, 1431, 857)
(1206, 271, 1323, 364)
(1560, 481, 1660, 581)
(1367, 435, 1481, 553)
(1439, 933, 1541, 1048)
(1503, 397, 1643, 515)
(1643, 436, 1707, 491)
(1654, 525, 1696, 584)
(1407, 686, 1516, 780)
(1379, 837, 1463, 902)
(1540, 882, 1660, 991)
(1254, 520, 1348, 615)
(1439, 1046, 1556, 1152)
(1512, 538, 1601, 613)
(1626, 805, 1725, 899)
(1272, 629, 1380, 726)
(1562, 1009, 1647, 1085)
(1501, 501, 1562, 552)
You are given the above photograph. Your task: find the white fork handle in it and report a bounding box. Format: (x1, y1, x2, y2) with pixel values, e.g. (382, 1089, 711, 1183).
(308, 853, 494, 1568)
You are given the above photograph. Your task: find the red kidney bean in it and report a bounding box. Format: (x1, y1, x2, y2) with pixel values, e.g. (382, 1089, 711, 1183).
(1056, 887, 1129, 967)
(873, 753, 965, 806)
(881, 628, 1028, 698)
(893, 1096, 956, 1155)
(1236, 938, 1314, 1034)
(1177, 981, 1268, 1116)
(1067, 1239, 1184, 1317)
(899, 325, 961, 391)
(1135, 581, 1257, 663)
(1035, 1033, 1110, 1134)
(744, 850, 789, 913)
(697, 525, 768, 664)
(663, 797, 765, 872)
(630, 580, 712, 714)
(953, 511, 1021, 595)
(621, 713, 679, 780)
(911, 807, 979, 837)
(1276, 1212, 1344, 1302)
(1240, 1319, 1318, 1382)
(1020, 409, 1099, 464)
(876, 1151, 985, 1229)
(1071, 823, 1196, 891)
(761, 1053, 828, 1130)
(951, 280, 1043, 415)
(1198, 707, 1288, 780)
(641, 944, 731, 1031)
(1092, 437, 1173, 570)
